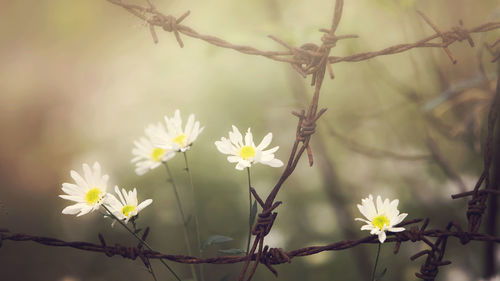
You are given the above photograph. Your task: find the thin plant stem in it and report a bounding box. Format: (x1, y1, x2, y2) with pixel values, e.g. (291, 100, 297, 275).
(101, 205, 181, 281)
(246, 167, 252, 255)
(183, 151, 205, 281)
(131, 220, 158, 281)
(371, 243, 382, 281)
(163, 162, 199, 281)
(146, 264, 159, 281)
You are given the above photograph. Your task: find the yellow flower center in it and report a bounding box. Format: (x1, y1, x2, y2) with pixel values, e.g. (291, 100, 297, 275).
(372, 215, 390, 230)
(85, 187, 102, 205)
(173, 134, 187, 147)
(121, 205, 136, 217)
(151, 147, 166, 162)
(239, 146, 256, 160)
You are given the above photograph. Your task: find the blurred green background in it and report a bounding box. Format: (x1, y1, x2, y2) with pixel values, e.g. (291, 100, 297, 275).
(0, 0, 499, 280)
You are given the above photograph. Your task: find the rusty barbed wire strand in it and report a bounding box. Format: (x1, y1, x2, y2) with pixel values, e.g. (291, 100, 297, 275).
(328, 21, 500, 65)
(289, 70, 373, 279)
(2, 218, 500, 265)
(106, 0, 500, 72)
(420, 67, 500, 280)
(2, 1, 500, 281)
(451, 68, 500, 234)
(234, 0, 348, 279)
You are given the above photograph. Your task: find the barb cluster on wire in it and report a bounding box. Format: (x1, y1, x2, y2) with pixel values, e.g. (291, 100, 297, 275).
(2, 0, 500, 280)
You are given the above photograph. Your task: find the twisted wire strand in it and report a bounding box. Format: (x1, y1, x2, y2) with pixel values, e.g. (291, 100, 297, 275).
(2, 219, 499, 265)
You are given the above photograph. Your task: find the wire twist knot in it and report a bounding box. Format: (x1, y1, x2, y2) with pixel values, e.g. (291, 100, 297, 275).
(448, 24, 474, 46)
(291, 43, 323, 77)
(417, 260, 439, 280)
(319, 32, 357, 49)
(467, 191, 488, 232)
(413, 247, 451, 281)
(107, 243, 145, 260)
(98, 228, 152, 268)
(146, 10, 190, 47)
(160, 15, 179, 32)
(406, 226, 424, 242)
(321, 33, 338, 49)
(298, 118, 316, 142)
(252, 211, 277, 237)
(258, 246, 291, 277)
(455, 229, 471, 245)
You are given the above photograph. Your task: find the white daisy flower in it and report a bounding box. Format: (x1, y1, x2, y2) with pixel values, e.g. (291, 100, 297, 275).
(131, 122, 176, 176)
(59, 162, 109, 217)
(105, 186, 153, 224)
(215, 125, 284, 170)
(355, 194, 408, 243)
(154, 109, 204, 152)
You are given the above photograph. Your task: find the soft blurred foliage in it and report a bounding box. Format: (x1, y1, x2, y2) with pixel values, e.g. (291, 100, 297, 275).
(0, 0, 499, 280)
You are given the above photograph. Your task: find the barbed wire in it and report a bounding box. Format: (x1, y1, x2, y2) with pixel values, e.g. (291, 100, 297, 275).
(3, 218, 500, 264)
(2, 0, 500, 280)
(106, 0, 500, 76)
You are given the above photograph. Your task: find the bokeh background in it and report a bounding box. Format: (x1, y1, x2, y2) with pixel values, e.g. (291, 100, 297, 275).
(1, 0, 499, 280)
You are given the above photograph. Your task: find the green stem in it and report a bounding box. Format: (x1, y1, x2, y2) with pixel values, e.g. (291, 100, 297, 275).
(371, 243, 382, 281)
(147, 265, 159, 281)
(183, 152, 205, 281)
(132, 221, 158, 281)
(164, 162, 199, 281)
(102, 205, 181, 281)
(246, 167, 252, 255)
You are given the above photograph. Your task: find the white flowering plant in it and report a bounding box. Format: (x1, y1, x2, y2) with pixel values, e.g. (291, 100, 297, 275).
(355, 194, 407, 243)
(215, 125, 283, 170)
(59, 162, 109, 217)
(131, 122, 176, 175)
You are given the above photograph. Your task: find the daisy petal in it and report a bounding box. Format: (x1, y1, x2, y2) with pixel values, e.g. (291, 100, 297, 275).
(256, 133, 272, 150)
(137, 199, 153, 211)
(378, 231, 387, 243)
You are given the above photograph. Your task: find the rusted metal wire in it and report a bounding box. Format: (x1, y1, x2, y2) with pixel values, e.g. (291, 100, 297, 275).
(2, 219, 500, 264)
(2, 0, 500, 280)
(451, 68, 500, 233)
(106, 0, 500, 72)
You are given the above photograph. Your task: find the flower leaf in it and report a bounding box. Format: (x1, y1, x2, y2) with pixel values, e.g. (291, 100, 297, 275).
(201, 235, 233, 250)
